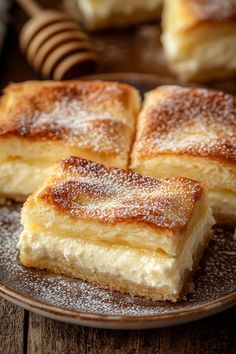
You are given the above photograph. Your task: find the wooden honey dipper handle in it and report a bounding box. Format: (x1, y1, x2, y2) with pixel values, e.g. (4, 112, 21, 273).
(17, 0, 97, 80)
(16, 0, 42, 17)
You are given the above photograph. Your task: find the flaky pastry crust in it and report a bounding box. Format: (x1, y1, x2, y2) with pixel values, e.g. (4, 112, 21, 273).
(31, 157, 203, 233)
(131, 85, 236, 166)
(0, 80, 141, 167)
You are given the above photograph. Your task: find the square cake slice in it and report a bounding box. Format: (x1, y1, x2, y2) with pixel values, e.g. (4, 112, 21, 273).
(0, 80, 140, 201)
(131, 85, 236, 224)
(18, 157, 214, 302)
(162, 0, 236, 81)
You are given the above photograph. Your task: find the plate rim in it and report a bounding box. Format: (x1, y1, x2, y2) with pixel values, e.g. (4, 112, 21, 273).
(0, 281, 236, 328)
(0, 73, 235, 328)
(82, 72, 177, 83)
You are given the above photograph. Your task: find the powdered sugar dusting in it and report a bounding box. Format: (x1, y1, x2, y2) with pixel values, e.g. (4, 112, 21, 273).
(135, 86, 236, 163)
(22, 99, 131, 156)
(0, 204, 235, 317)
(40, 157, 202, 231)
(1, 81, 136, 158)
(189, 0, 236, 21)
(31, 99, 113, 130)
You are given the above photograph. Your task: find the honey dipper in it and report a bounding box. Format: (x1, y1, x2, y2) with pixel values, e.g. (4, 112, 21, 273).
(16, 0, 97, 80)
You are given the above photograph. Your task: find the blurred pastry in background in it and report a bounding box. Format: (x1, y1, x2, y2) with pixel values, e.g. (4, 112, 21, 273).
(162, 0, 236, 82)
(75, 0, 163, 30)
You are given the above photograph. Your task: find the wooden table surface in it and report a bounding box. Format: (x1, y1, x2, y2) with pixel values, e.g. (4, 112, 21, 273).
(0, 2, 236, 353)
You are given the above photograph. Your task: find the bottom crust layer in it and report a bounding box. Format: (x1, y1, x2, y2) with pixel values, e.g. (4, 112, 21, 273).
(19, 233, 210, 302)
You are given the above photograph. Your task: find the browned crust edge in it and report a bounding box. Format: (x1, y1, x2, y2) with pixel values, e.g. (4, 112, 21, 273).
(36, 157, 203, 234)
(177, 19, 236, 34)
(171, 0, 236, 33)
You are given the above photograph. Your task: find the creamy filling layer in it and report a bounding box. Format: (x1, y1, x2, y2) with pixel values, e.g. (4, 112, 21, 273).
(18, 208, 213, 294)
(0, 161, 53, 197)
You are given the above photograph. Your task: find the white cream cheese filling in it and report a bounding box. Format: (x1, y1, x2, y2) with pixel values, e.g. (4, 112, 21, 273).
(18, 208, 213, 294)
(0, 160, 53, 198)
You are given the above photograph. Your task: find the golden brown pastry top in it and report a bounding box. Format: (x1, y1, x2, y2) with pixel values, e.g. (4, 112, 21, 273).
(187, 0, 236, 20)
(166, 0, 236, 32)
(36, 157, 203, 233)
(132, 85, 236, 166)
(0, 80, 140, 159)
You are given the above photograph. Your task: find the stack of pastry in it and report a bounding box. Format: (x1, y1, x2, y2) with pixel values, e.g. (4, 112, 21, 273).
(18, 157, 214, 302)
(0, 80, 140, 201)
(162, 0, 236, 81)
(131, 85, 236, 224)
(0, 79, 234, 302)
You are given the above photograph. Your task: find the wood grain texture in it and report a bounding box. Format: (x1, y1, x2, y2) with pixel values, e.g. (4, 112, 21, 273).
(27, 307, 236, 354)
(0, 298, 25, 354)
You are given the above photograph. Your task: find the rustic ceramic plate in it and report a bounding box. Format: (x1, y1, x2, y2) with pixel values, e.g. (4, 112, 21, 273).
(0, 75, 236, 330)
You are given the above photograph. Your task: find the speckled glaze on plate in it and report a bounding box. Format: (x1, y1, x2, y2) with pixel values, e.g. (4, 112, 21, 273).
(0, 75, 236, 330)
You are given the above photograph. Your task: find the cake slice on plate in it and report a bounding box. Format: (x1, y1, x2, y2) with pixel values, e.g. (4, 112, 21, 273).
(0, 80, 140, 201)
(131, 85, 236, 224)
(18, 157, 214, 301)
